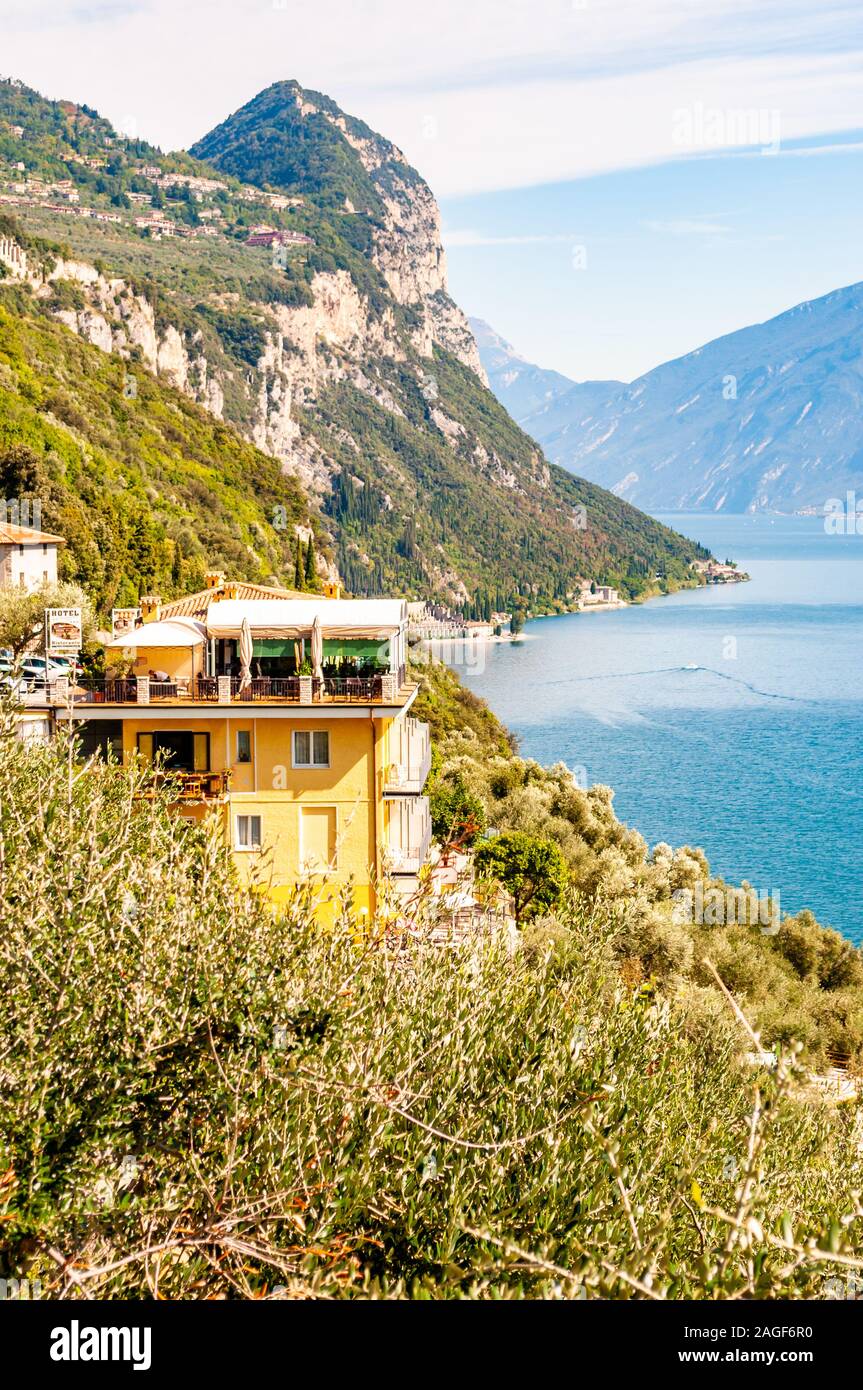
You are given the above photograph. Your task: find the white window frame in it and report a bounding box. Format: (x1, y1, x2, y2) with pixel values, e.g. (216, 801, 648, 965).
(235, 813, 262, 851)
(292, 729, 330, 769)
(236, 728, 252, 764)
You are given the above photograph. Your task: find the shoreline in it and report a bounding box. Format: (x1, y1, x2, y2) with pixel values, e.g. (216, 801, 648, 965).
(417, 579, 723, 646)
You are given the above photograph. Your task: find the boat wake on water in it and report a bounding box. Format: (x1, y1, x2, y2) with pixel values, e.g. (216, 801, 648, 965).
(539, 665, 806, 703)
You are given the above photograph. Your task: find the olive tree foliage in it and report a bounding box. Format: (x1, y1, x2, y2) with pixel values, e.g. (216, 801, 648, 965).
(425, 732, 863, 1069)
(429, 772, 487, 850)
(2, 708, 863, 1300)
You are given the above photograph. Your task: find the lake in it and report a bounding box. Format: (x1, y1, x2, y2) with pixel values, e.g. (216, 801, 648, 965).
(450, 513, 863, 943)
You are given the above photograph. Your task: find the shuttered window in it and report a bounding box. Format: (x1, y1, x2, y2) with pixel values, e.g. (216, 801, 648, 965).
(300, 806, 336, 871)
(193, 733, 209, 772)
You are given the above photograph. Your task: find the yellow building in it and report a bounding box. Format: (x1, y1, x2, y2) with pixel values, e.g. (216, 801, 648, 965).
(50, 578, 431, 917)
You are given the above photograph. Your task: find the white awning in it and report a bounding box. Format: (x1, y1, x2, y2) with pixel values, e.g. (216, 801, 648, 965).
(205, 598, 407, 640)
(106, 618, 207, 648)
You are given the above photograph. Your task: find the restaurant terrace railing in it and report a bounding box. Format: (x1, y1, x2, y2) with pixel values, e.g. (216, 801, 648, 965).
(61, 667, 408, 706)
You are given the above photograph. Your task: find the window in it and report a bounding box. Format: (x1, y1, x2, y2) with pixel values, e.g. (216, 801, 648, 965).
(137, 731, 209, 771)
(236, 729, 252, 764)
(77, 720, 123, 762)
(292, 729, 329, 768)
(300, 806, 336, 871)
(236, 814, 262, 850)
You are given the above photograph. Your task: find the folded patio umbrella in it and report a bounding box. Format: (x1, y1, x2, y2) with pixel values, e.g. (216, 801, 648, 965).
(310, 613, 324, 682)
(238, 615, 253, 692)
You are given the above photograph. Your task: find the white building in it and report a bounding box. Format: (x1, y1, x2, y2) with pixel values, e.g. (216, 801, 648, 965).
(0, 523, 64, 591)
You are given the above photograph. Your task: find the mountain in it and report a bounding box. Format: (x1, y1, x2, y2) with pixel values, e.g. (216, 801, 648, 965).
(469, 317, 584, 421)
(0, 282, 312, 612)
(496, 284, 863, 514)
(0, 77, 710, 607)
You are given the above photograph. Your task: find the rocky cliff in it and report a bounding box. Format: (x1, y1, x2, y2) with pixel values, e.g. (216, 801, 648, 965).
(191, 81, 486, 383)
(0, 77, 709, 607)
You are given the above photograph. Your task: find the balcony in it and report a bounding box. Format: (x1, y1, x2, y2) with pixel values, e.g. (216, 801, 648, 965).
(60, 668, 410, 708)
(386, 795, 432, 875)
(384, 717, 431, 794)
(133, 769, 232, 801)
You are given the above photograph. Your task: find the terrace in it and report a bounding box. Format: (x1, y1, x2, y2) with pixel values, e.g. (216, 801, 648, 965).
(63, 594, 415, 710)
(56, 667, 411, 707)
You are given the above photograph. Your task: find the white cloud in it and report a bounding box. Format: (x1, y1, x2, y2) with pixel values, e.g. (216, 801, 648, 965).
(3, 0, 863, 195)
(642, 219, 732, 236)
(443, 229, 578, 247)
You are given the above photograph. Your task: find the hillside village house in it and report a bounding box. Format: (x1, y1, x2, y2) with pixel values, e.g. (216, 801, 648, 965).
(41, 575, 431, 920)
(0, 521, 64, 590)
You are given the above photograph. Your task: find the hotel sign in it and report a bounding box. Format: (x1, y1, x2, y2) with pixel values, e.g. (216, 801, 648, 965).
(111, 607, 141, 642)
(45, 607, 82, 656)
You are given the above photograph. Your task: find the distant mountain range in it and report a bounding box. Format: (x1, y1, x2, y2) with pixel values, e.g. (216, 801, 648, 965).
(469, 318, 593, 420)
(475, 285, 863, 514)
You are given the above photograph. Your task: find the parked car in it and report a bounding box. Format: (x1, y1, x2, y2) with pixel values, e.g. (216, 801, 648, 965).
(20, 656, 71, 688)
(43, 654, 84, 678)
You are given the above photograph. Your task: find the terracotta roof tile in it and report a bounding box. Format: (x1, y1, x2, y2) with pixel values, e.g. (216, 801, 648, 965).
(0, 524, 66, 545)
(159, 581, 305, 621)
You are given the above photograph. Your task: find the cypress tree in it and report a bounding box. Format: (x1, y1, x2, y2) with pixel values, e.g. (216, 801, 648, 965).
(304, 532, 316, 588)
(294, 537, 305, 590)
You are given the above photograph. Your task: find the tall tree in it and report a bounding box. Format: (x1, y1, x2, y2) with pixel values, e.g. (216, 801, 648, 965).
(293, 536, 305, 591)
(304, 532, 317, 589)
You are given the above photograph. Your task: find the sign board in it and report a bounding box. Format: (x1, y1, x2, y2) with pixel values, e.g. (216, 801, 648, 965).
(111, 607, 141, 642)
(45, 607, 82, 656)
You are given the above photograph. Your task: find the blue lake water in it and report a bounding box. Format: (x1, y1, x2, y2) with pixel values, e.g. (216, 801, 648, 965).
(450, 514, 863, 943)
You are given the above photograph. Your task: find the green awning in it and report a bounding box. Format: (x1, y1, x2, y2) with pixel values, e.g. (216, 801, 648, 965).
(252, 638, 296, 658)
(322, 638, 389, 662)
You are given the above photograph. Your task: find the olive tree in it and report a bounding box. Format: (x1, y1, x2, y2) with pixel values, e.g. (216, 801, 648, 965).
(474, 830, 568, 927)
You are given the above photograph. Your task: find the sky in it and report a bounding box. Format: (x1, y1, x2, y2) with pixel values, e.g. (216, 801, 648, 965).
(3, 0, 863, 379)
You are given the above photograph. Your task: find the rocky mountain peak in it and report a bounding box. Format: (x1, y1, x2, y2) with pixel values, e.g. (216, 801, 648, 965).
(192, 81, 486, 382)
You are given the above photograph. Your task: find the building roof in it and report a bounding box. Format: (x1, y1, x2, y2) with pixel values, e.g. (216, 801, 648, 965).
(206, 598, 407, 640)
(106, 618, 207, 649)
(0, 523, 66, 545)
(159, 581, 304, 622)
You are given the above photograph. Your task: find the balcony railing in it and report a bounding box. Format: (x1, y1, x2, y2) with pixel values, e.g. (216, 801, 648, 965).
(387, 795, 432, 874)
(66, 668, 408, 706)
(134, 769, 232, 800)
(384, 717, 431, 794)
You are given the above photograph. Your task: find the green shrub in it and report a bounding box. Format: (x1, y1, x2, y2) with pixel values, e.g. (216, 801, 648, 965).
(1, 715, 862, 1299)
